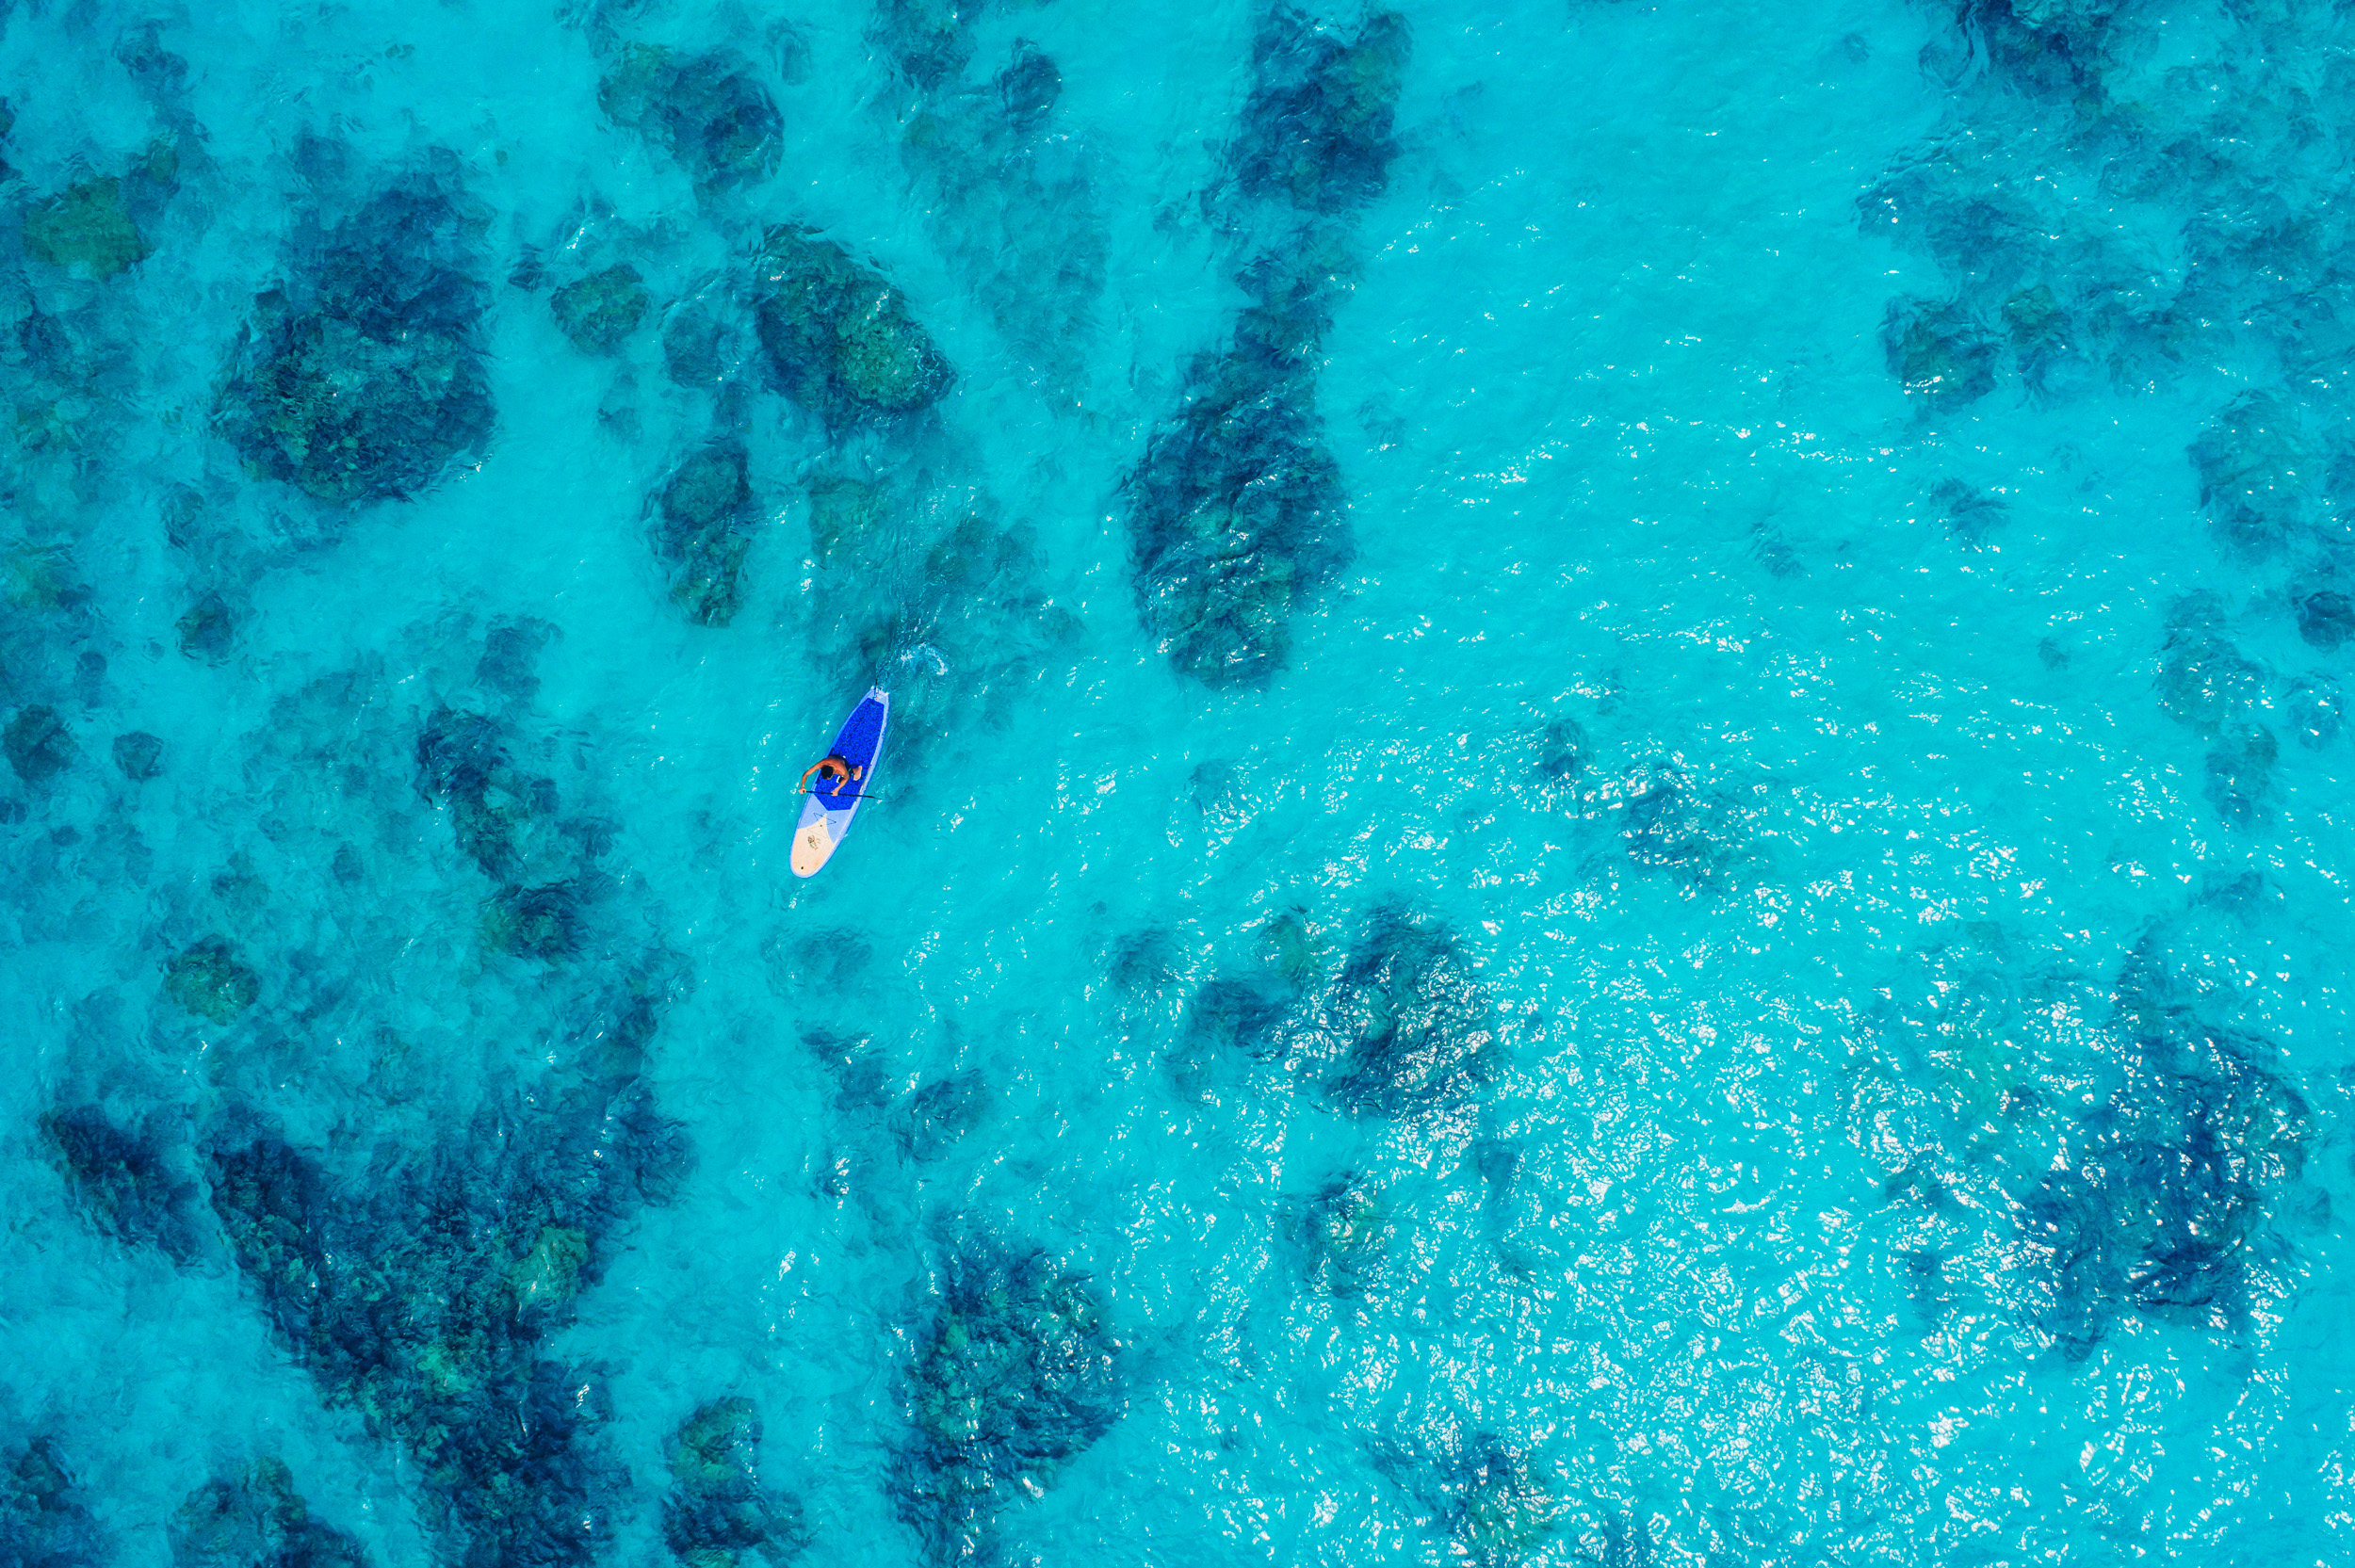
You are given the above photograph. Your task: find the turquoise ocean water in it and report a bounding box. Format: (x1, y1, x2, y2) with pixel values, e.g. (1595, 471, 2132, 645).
(3, 0, 2352, 1562)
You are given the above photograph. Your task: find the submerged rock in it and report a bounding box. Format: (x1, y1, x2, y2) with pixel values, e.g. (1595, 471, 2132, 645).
(2283, 675, 2344, 749)
(1123, 328, 1347, 686)
(2022, 954, 2309, 1359)
(662, 1397, 804, 1567)
(177, 591, 237, 662)
(1287, 1170, 1389, 1298)
(1230, 8, 1410, 216)
(892, 1071, 989, 1162)
(23, 176, 150, 279)
(5, 703, 75, 784)
(996, 40, 1061, 129)
(483, 881, 584, 962)
(509, 1223, 591, 1315)
(550, 263, 650, 355)
(1531, 716, 1586, 809)
(2203, 724, 2278, 827)
(1117, 5, 1405, 684)
(599, 46, 781, 194)
(1615, 760, 1745, 888)
(804, 475, 885, 566)
(171, 1459, 367, 1568)
(1103, 926, 1179, 995)
(2190, 390, 2312, 554)
(753, 226, 952, 428)
(661, 293, 747, 388)
(215, 176, 495, 506)
(415, 706, 568, 884)
(652, 438, 758, 626)
(476, 617, 557, 700)
(112, 730, 165, 781)
(2002, 282, 2074, 388)
(891, 25, 1106, 400)
(0, 1437, 106, 1568)
(1190, 758, 1243, 818)
(2296, 588, 2354, 650)
(1309, 904, 1494, 1119)
(870, 0, 979, 89)
(1883, 296, 1999, 408)
(1928, 477, 2006, 548)
(41, 1104, 201, 1261)
(164, 936, 260, 1022)
(1262, 907, 1330, 988)
(1167, 911, 1328, 1091)
(2155, 601, 2262, 734)
(1171, 975, 1295, 1090)
(897, 1244, 1120, 1560)
(4, 542, 86, 611)
(207, 1077, 685, 1564)
(1371, 1431, 1567, 1567)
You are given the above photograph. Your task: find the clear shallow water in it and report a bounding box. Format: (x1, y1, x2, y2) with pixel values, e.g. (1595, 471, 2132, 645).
(2, 0, 2350, 1563)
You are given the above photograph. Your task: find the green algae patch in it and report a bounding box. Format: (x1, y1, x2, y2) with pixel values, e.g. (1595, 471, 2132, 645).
(549, 263, 649, 355)
(164, 937, 259, 1023)
(24, 178, 149, 280)
(509, 1223, 590, 1312)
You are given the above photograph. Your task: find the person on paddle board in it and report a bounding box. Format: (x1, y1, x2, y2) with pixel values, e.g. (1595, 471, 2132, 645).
(792, 690, 890, 877)
(799, 755, 862, 796)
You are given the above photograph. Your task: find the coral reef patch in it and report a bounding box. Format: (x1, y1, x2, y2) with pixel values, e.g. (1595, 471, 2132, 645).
(1121, 8, 1408, 686)
(895, 1242, 1120, 1561)
(214, 171, 494, 506)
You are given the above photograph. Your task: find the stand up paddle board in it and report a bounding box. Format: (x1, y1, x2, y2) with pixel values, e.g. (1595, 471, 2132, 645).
(791, 687, 889, 878)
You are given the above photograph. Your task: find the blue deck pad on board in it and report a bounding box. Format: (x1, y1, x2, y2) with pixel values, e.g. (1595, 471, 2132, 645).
(813, 690, 889, 806)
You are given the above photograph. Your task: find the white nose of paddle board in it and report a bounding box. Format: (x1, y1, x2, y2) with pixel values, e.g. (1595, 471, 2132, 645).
(790, 816, 836, 877)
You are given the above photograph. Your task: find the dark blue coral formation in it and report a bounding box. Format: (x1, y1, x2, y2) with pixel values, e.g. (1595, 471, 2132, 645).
(650, 437, 760, 628)
(80, 694, 696, 1563)
(206, 1026, 688, 1565)
(1174, 902, 1494, 1119)
(895, 1242, 1120, 1562)
(41, 1103, 202, 1261)
(598, 47, 782, 197)
(163, 935, 262, 1021)
(415, 703, 612, 959)
(753, 226, 954, 430)
(0, 1436, 106, 1568)
(2152, 595, 2285, 828)
(1228, 8, 1409, 217)
(1309, 902, 1494, 1118)
(891, 1071, 990, 1163)
(1367, 1430, 1567, 1566)
(214, 171, 495, 506)
(660, 1397, 805, 1567)
(1284, 1170, 1390, 1299)
(1880, 296, 1999, 410)
(618, 216, 963, 629)
(21, 147, 177, 283)
(1124, 311, 1351, 686)
(171, 1459, 369, 1568)
(2020, 942, 2309, 1361)
(5, 703, 76, 784)
(1123, 8, 1408, 687)
(1866, 0, 2355, 757)
(795, 471, 1080, 773)
(874, 3, 1107, 400)
(550, 264, 651, 357)
(2189, 391, 2314, 557)
(1868, 0, 2355, 424)
(868, 0, 982, 92)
